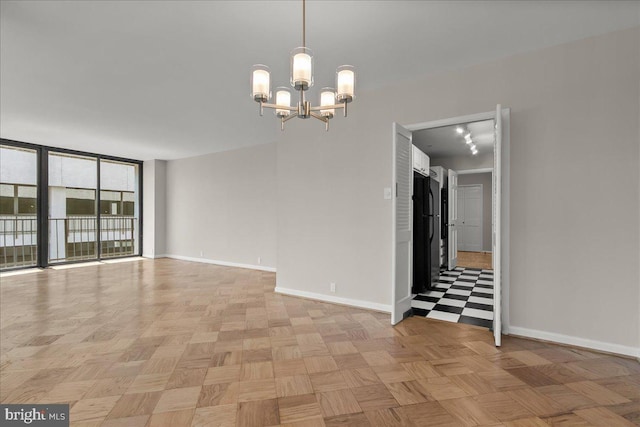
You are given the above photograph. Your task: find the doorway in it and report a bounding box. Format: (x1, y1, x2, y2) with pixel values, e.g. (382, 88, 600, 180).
(458, 184, 483, 252)
(392, 106, 510, 346)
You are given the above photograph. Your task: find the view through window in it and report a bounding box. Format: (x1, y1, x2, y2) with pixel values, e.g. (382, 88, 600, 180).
(0, 145, 38, 269)
(48, 152, 140, 263)
(0, 140, 141, 270)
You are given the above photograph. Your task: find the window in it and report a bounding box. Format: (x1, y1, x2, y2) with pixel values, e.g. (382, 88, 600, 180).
(0, 184, 14, 214)
(1, 140, 142, 270)
(0, 184, 38, 215)
(0, 144, 38, 269)
(66, 188, 97, 215)
(100, 190, 121, 215)
(17, 186, 37, 214)
(123, 192, 135, 216)
(98, 191, 136, 216)
(99, 159, 139, 258)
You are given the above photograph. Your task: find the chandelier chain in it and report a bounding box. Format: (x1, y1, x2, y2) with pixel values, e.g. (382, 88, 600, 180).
(302, 0, 306, 48)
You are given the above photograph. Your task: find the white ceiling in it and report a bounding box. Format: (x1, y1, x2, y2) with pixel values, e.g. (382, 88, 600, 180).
(413, 119, 495, 158)
(1, 1, 638, 160)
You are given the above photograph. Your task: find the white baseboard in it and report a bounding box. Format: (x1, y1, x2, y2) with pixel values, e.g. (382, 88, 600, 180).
(165, 254, 276, 272)
(508, 325, 639, 358)
(275, 286, 391, 313)
(142, 253, 167, 259)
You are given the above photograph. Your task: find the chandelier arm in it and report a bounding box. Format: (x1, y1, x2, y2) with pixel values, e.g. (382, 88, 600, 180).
(280, 112, 298, 131)
(283, 113, 299, 123)
(261, 103, 298, 111)
(309, 103, 345, 112)
(309, 112, 328, 122)
(310, 112, 330, 131)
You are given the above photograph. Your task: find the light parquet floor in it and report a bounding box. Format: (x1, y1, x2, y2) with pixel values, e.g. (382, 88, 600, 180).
(458, 251, 493, 270)
(1, 259, 639, 426)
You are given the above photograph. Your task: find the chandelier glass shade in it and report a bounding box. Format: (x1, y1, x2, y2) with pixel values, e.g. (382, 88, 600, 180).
(250, 0, 355, 131)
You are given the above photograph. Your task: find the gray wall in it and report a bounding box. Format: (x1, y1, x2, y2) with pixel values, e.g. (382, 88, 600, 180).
(276, 27, 639, 351)
(142, 159, 166, 257)
(165, 143, 277, 269)
(458, 173, 492, 252)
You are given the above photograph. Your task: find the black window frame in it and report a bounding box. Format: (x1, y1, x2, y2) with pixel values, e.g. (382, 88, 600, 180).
(0, 138, 143, 270)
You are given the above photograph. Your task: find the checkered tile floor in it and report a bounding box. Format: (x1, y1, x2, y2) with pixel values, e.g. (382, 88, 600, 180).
(411, 267, 494, 328)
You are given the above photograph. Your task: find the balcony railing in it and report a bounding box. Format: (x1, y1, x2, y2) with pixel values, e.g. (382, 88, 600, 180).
(49, 216, 138, 263)
(0, 216, 38, 270)
(1, 215, 138, 269)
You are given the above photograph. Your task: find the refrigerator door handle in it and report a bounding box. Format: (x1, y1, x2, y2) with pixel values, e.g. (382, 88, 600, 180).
(428, 187, 435, 241)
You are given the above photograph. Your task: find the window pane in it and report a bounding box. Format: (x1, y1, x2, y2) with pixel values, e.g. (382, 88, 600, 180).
(1, 145, 38, 269)
(123, 202, 134, 216)
(100, 190, 121, 201)
(100, 159, 139, 258)
(0, 196, 13, 214)
(0, 184, 14, 197)
(17, 185, 37, 214)
(67, 198, 96, 215)
(66, 188, 96, 215)
(18, 198, 37, 214)
(100, 200, 121, 215)
(67, 188, 96, 199)
(17, 186, 37, 198)
(0, 184, 14, 215)
(49, 152, 97, 262)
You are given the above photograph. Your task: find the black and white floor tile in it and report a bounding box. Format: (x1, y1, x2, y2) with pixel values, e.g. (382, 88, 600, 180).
(411, 267, 494, 328)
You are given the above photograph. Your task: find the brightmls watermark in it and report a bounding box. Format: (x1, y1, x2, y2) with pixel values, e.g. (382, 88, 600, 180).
(1, 405, 69, 426)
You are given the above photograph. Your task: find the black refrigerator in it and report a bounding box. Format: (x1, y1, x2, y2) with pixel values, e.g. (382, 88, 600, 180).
(412, 172, 440, 294)
(428, 174, 441, 286)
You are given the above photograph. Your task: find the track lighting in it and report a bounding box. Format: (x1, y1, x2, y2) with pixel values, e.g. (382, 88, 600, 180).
(460, 128, 478, 155)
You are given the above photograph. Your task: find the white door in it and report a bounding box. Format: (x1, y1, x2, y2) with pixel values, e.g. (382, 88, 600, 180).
(456, 188, 465, 250)
(392, 123, 413, 325)
(493, 105, 503, 346)
(458, 185, 483, 252)
(447, 169, 458, 270)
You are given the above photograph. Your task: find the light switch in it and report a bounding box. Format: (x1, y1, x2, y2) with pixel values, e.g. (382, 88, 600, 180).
(384, 187, 392, 199)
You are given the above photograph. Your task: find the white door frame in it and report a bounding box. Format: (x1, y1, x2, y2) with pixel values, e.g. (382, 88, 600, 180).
(447, 169, 459, 270)
(401, 109, 511, 335)
(458, 184, 483, 253)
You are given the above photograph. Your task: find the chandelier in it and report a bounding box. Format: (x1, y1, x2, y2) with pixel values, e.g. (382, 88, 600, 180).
(250, 0, 355, 131)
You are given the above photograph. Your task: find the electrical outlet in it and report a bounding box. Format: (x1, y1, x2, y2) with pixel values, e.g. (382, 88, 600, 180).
(258, 257, 261, 265)
(330, 282, 336, 293)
